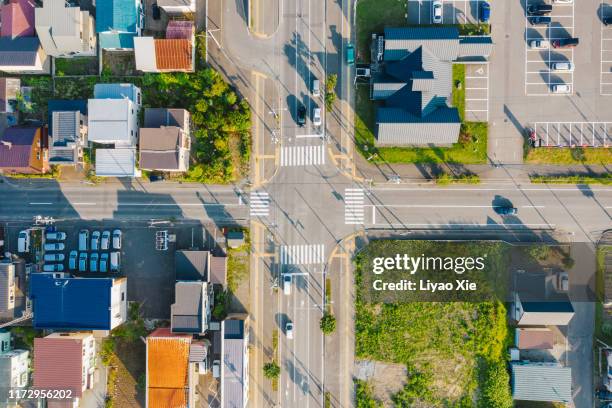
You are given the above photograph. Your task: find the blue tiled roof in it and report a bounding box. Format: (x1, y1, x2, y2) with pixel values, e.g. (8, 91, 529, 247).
(30, 274, 113, 330)
(94, 83, 140, 102)
(99, 32, 136, 50)
(96, 0, 139, 33)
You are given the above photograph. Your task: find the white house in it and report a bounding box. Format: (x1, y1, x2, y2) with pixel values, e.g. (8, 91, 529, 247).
(156, 0, 195, 14)
(512, 293, 574, 326)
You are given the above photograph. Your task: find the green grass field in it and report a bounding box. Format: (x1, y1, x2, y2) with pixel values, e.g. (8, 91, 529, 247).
(356, 0, 408, 60)
(525, 147, 612, 165)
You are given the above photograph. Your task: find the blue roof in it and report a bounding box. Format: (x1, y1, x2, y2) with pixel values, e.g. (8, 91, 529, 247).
(30, 274, 113, 330)
(47, 99, 87, 129)
(94, 83, 140, 102)
(384, 27, 459, 40)
(96, 0, 139, 33)
(99, 32, 136, 49)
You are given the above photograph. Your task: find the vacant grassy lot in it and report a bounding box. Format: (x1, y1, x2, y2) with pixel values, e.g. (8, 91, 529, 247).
(55, 57, 98, 76)
(525, 147, 612, 165)
(356, 0, 408, 60)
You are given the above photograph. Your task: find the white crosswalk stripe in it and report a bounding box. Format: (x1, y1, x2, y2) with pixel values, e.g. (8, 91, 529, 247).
(279, 244, 325, 265)
(280, 145, 326, 166)
(249, 191, 270, 217)
(345, 188, 364, 224)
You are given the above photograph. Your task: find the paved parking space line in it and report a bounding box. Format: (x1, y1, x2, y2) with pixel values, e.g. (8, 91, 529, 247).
(601, 2, 612, 94)
(533, 121, 611, 147)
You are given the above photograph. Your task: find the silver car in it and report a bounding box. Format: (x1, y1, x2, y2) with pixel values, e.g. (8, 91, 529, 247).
(100, 231, 111, 250)
(112, 230, 122, 250)
(43, 243, 65, 251)
(432, 0, 443, 24)
(91, 231, 101, 251)
(43, 264, 64, 272)
(44, 253, 65, 262)
(68, 251, 78, 271)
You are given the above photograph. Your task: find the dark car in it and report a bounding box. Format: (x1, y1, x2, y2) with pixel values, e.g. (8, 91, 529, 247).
(297, 105, 306, 127)
(604, 16, 612, 26)
(479, 2, 491, 22)
(527, 4, 553, 14)
(529, 16, 552, 25)
(149, 174, 166, 182)
(551, 37, 579, 48)
(496, 206, 518, 216)
(152, 3, 161, 20)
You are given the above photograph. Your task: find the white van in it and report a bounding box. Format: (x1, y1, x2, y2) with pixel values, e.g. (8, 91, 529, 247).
(311, 78, 320, 97)
(283, 274, 292, 295)
(17, 230, 29, 253)
(110, 252, 120, 272)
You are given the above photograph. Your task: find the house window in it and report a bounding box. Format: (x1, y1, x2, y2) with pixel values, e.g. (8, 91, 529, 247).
(36, 151, 40, 160)
(137, 92, 141, 104)
(121, 292, 125, 301)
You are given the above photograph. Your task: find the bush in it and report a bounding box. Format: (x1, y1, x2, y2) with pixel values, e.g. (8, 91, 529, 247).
(479, 360, 513, 408)
(527, 245, 550, 262)
(263, 361, 280, 379)
(355, 380, 382, 408)
(325, 74, 338, 110)
(99, 338, 116, 366)
(320, 313, 337, 334)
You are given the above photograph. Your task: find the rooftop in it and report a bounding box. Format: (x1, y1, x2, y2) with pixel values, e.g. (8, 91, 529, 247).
(0, 0, 35, 38)
(93, 83, 140, 102)
(511, 362, 571, 403)
(95, 148, 137, 177)
(33, 336, 85, 397)
(0, 37, 41, 67)
(0, 127, 39, 169)
(96, 0, 139, 33)
(144, 108, 188, 128)
(175, 250, 209, 281)
(171, 281, 205, 333)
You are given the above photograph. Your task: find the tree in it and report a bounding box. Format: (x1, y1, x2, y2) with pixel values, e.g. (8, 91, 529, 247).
(325, 74, 338, 110)
(320, 313, 336, 334)
(263, 361, 280, 379)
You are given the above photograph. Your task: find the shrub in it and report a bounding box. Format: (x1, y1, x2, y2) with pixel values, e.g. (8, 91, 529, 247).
(320, 313, 337, 334)
(479, 360, 513, 408)
(263, 361, 280, 379)
(99, 338, 116, 366)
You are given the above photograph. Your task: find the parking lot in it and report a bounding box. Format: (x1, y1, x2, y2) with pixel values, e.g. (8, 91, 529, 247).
(533, 121, 611, 147)
(524, 0, 575, 95)
(407, 0, 484, 25)
(465, 63, 489, 121)
(601, 2, 612, 94)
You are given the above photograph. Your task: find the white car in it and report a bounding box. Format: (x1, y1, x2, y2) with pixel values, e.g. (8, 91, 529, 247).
(552, 84, 571, 93)
(552, 62, 574, 72)
(312, 108, 322, 127)
(553, 0, 572, 3)
(91, 230, 100, 250)
(283, 274, 292, 295)
(529, 40, 550, 49)
(432, 0, 443, 24)
(17, 230, 29, 253)
(286, 321, 294, 339)
(43, 243, 65, 251)
(112, 229, 122, 250)
(100, 230, 111, 250)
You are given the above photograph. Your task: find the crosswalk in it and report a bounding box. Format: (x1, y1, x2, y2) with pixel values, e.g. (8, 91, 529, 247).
(249, 191, 270, 217)
(345, 188, 365, 224)
(280, 145, 326, 166)
(279, 244, 325, 265)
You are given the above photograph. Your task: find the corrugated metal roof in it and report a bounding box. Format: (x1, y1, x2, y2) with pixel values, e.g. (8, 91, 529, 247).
(34, 337, 84, 397)
(95, 148, 137, 177)
(147, 329, 190, 408)
(175, 250, 209, 281)
(376, 108, 460, 146)
(0, 37, 40, 66)
(154, 39, 193, 71)
(87, 98, 131, 143)
(48, 99, 87, 134)
(511, 363, 571, 402)
(223, 337, 245, 408)
(1, 0, 35, 38)
(95, 0, 139, 33)
(0, 127, 39, 168)
(99, 32, 136, 49)
(189, 342, 207, 363)
(30, 274, 114, 330)
(372, 82, 405, 100)
(0, 262, 14, 315)
(171, 282, 203, 333)
(166, 21, 194, 40)
(134, 36, 157, 71)
(94, 83, 140, 102)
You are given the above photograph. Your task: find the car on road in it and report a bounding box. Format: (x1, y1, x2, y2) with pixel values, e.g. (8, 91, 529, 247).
(346, 43, 354, 64)
(101, 231, 111, 250)
(553, 0, 572, 3)
(91, 230, 100, 250)
(90, 253, 99, 272)
(44, 253, 65, 262)
(149, 174, 166, 182)
(285, 321, 294, 339)
(112, 229, 122, 250)
(529, 39, 550, 49)
(283, 274, 292, 295)
(110, 252, 120, 272)
(43, 264, 64, 272)
(297, 105, 306, 127)
(79, 253, 88, 272)
(529, 15, 552, 25)
(605, 16, 612, 26)
(552, 83, 571, 93)
(552, 62, 574, 72)
(496, 206, 518, 215)
(552, 37, 579, 48)
(45, 232, 66, 241)
(68, 251, 78, 270)
(17, 230, 29, 253)
(78, 229, 89, 251)
(356, 67, 371, 77)
(43, 243, 64, 251)
(527, 4, 553, 14)
(432, 0, 443, 24)
(312, 108, 322, 127)
(212, 360, 221, 378)
(479, 2, 490, 22)
(100, 253, 109, 273)
(311, 78, 320, 97)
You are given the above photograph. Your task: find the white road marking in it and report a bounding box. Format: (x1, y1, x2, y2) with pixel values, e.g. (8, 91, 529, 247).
(280, 145, 325, 166)
(249, 191, 270, 217)
(29, 202, 52, 205)
(344, 188, 365, 224)
(366, 204, 545, 208)
(280, 244, 325, 265)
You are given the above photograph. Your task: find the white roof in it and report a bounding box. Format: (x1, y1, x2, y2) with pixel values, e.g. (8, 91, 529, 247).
(134, 37, 157, 72)
(88, 99, 132, 143)
(95, 148, 137, 177)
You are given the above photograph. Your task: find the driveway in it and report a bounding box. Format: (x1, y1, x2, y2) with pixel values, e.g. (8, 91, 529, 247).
(407, 0, 484, 25)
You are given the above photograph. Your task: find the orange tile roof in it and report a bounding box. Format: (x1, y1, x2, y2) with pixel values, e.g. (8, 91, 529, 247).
(154, 39, 192, 71)
(147, 330, 191, 408)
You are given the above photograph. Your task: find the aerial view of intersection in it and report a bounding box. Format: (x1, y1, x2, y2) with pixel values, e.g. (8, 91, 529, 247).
(0, 0, 609, 407)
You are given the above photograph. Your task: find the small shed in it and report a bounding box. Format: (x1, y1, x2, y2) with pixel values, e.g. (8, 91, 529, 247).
(515, 328, 554, 350)
(227, 231, 244, 249)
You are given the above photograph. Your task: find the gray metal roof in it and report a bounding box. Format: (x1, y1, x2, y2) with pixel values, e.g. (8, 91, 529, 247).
(376, 107, 460, 146)
(189, 342, 207, 362)
(223, 337, 246, 408)
(175, 250, 209, 281)
(511, 363, 571, 402)
(94, 148, 137, 177)
(0, 262, 14, 316)
(372, 83, 406, 99)
(144, 108, 188, 129)
(171, 282, 203, 333)
(209, 256, 227, 286)
(458, 36, 493, 59)
(0, 37, 41, 66)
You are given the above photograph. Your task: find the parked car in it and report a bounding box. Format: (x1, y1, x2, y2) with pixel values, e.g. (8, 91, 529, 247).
(312, 108, 322, 127)
(527, 3, 553, 14)
(112, 230, 122, 250)
(529, 15, 551, 25)
(432, 0, 443, 24)
(45, 232, 66, 241)
(110, 252, 120, 272)
(553, 0, 572, 3)
(212, 360, 221, 378)
(44, 253, 65, 262)
(100, 253, 109, 273)
(356, 67, 371, 77)
(43, 243, 65, 251)
(552, 37, 579, 48)
(43, 264, 64, 272)
(149, 174, 166, 182)
(17, 230, 29, 253)
(297, 105, 306, 127)
(311, 78, 320, 97)
(552, 62, 574, 72)
(68, 250, 78, 270)
(78, 229, 89, 251)
(100, 231, 111, 251)
(90, 253, 99, 273)
(552, 83, 571, 93)
(78, 252, 88, 272)
(479, 2, 491, 22)
(604, 16, 612, 26)
(529, 39, 550, 49)
(285, 321, 294, 339)
(283, 274, 292, 295)
(496, 206, 518, 215)
(346, 43, 354, 65)
(91, 231, 100, 250)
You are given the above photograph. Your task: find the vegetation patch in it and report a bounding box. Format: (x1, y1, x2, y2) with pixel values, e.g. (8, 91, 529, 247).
(525, 147, 612, 165)
(530, 173, 612, 185)
(55, 57, 99, 76)
(227, 228, 250, 293)
(435, 172, 480, 185)
(355, 379, 383, 407)
(356, 0, 408, 61)
(452, 64, 466, 121)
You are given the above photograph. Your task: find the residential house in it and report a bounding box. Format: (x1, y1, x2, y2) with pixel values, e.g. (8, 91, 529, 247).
(221, 316, 249, 408)
(47, 100, 88, 165)
(512, 293, 575, 326)
(0, 331, 28, 406)
(515, 328, 554, 350)
(29, 273, 127, 331)
(34, 332, 96, 407)
(95, 148, 139, 177)
(134, 38, 194, 72)
(0, 78, 20, 113)
(171, 281, 213, 334)
(145, 328, 194, 408)
(1, 0, 34, 38)
(511, 362, 571, 403)
(0, 127, 49, 174)
(371, 28, 492, 146)
(96, 0, 143, 50)
(0, 261, 16, 320)
(35, 0, 96, 57)
(140, 108, 190, 172)
(156, 0, 195, 14)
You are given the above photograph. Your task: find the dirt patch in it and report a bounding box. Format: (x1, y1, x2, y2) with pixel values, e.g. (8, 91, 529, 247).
(107, 339, 146, 407)
(355, 360, 407, 407)
(102, 50, 138, 76)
